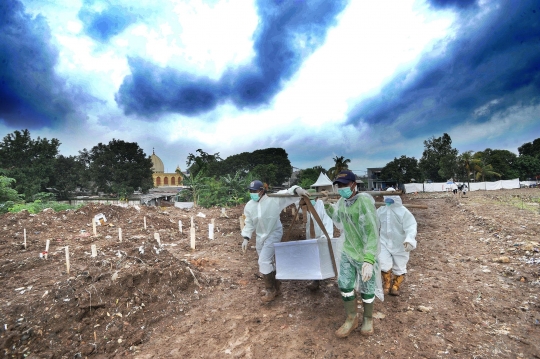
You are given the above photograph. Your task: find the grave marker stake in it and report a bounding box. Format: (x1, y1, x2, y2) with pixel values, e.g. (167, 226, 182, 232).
(65, 246, 70, 275)
(45, 240, 50, 260)
(23, 228, 27, 249)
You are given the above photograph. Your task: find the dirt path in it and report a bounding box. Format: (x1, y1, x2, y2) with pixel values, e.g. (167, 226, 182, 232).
(132, 191, 540, 359)
(1, 190, 539, 358)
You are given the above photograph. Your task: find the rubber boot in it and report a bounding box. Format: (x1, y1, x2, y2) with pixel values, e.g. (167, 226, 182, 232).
(335, 300, 358, 338)
(381, 271, 392, 295)
(390, 274, 405, 296)
(261, 271, 280, 303)
(360, 302, 374, 336)
(307, 280, 320, 291)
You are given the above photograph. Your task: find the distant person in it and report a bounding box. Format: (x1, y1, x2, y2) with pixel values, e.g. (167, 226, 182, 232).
(462, 183, 468, 196)
(241, 180, 308, 302)
(451, 183, 458, 195)
(377, 195, 417, 296)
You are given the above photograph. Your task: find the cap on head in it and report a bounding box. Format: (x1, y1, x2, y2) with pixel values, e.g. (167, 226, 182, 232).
(333, 170, 356, 185)
(248, 180, 264, 191)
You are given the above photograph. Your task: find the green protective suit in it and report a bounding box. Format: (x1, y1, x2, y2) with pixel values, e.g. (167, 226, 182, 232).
(325, 192, 384, 302)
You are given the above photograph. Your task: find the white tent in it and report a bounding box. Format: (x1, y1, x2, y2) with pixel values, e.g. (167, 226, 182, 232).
(310, 172, 335, 192)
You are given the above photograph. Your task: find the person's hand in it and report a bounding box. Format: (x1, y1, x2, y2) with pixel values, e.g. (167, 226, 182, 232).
(404, 242, 414, 252)
(361, 262, 373, 282)
(241, 238, 249, 253)
(295, 188, 309, 197)
(320, 190, 329, 204)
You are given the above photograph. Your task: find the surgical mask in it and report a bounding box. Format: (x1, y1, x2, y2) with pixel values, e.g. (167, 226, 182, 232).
(338, 187, 353, 199)
(250, 193, 260, 202)
(385, 198, 394, 206)
(310, 200, 316, 206)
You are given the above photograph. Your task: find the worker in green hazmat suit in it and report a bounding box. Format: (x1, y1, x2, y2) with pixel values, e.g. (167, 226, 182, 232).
(322, 170, 383, 338)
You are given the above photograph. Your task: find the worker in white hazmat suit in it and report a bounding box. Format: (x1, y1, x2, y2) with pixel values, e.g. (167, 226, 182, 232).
(304, 189, 335, 291)
(241, 180, 308, 302)
(377, 195, 417, 296)
(322, 170, 383, 338)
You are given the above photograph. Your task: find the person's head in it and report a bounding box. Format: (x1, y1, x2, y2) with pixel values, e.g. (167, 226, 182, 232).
(248, 180, 265, 202)
(333, 170, 357, 199)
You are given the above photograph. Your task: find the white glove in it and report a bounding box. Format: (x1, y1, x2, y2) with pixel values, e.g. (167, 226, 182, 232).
(241, 238, 249, 253)
(320, 190, 328, 204)
(295, 188, 309, 197)
(361, 262, 373, 282)
(404, 242, 414, 252)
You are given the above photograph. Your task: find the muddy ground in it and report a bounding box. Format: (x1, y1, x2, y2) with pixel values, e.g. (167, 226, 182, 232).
(1, 189, 539, 358)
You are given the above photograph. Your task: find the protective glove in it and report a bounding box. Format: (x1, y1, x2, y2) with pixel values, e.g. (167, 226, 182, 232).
(241, 238, 249, 253)
(404, 242, 414, 252)
(361, 262, 373, 282)
(295, 187, 309, 197)
(320, 190, 329, 204)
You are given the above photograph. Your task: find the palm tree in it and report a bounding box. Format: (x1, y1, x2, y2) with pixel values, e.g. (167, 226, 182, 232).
(474, 162, 501, 184)
(460, 151, 481, 186)
(328, 156, 351, 180)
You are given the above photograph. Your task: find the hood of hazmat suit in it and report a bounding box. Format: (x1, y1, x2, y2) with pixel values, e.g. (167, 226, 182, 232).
(325, 192, 383, 301)
(377, 195, 417, 251)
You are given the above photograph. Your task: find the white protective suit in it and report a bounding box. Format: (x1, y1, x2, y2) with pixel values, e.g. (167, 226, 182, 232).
(306, 199, 334, 239)
(241, 186, 300, 274)
(377, 195, 417, 275)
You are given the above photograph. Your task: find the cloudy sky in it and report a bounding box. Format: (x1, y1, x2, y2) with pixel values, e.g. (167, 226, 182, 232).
(1, 0, 539, 176)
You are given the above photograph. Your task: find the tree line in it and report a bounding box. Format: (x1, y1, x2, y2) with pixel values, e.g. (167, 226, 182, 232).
(379, 133, 540, 185)
(1, 128, 538, 212)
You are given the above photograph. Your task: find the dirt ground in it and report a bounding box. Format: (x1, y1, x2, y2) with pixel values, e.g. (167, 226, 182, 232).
(1, 188, 539, 358)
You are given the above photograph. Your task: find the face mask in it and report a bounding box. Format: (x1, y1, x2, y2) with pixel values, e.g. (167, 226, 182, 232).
(250, 193, 260, 202)
(385, 198, 394, 206)
(338, 187, 353, 199)
(310, 200, 316, 206)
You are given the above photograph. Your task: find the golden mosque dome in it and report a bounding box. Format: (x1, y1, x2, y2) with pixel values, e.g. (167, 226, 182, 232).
(150, 149, 164, 173)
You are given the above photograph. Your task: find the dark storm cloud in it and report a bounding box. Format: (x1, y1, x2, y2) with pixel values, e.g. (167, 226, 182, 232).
(78, 1, 138, 42)
(116, 0, 349, 117)
(0, 0, 76, 128)
(428, 0, 477, 10)
(346, 0, 540, 138)
(116, 58, 222, 116)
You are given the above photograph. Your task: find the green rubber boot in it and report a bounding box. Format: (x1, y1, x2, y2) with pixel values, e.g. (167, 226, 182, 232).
(360, 302, 374, 336)
(335, 300, 358, 338)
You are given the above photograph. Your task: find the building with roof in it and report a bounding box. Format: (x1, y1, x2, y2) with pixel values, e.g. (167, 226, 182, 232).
(150, 149, 184, 187)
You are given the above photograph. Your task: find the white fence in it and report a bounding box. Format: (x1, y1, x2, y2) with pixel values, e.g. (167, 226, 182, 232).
(404, 178, 523, 193)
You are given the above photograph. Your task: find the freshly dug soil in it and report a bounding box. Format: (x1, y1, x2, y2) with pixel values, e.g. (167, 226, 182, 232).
(1, 189, 539, 358)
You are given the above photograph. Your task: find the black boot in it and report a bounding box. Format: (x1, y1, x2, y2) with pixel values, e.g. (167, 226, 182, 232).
(261, 271, 280, 302)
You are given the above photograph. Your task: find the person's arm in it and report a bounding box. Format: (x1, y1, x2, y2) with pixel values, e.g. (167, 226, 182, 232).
(359, 195, 379, 265)
(241, 204, 255, 239)
(402, 209, 417, 250)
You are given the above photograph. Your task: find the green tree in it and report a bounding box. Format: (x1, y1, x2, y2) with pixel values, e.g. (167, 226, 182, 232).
(514, 155, 540, 180)
(0, 176, 23, 213)
(328, 156, 351, 180)
(297, 166, 327, 188)
(419, 133, 458, 182)
(207, 147, 292, 186)
(478, 149, 519, 180)
(49, 155, 87, 199)
(473, 152, 501, 182)
(457, 151, 480, 183)
(187, 149, 222, 177)
(87, 139, 153, 198)
(381, 155, 421, 185)
(0, 129, 60, 199)
(252, 163, 277, 187)
(518, 138, 540, 158)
